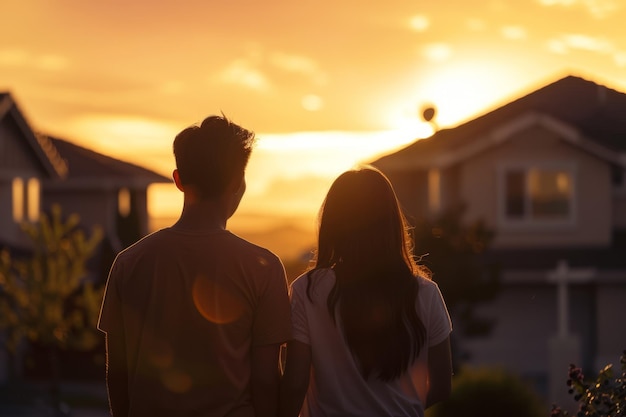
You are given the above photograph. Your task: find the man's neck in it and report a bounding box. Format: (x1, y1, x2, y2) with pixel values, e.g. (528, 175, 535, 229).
(173, 200, 228, 232)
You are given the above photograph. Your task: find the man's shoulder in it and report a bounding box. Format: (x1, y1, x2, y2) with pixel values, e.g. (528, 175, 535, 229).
(115, 229, 171, 260)
(226, 232, 281, 262)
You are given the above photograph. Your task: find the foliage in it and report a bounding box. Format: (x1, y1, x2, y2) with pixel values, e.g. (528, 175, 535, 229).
(412, 204, 500, 338)
(0, 204, 104, 354)
(428, 366, 547, 417)
(551, 351, 626, 417)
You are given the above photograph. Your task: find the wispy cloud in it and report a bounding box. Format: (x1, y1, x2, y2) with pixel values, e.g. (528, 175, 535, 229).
(157, 80, 185, 96)
(215, 49, 327, 93)
(301, 94, 324, 112)
(547, 33, 626, 67)
(466, 18, 487, 32)
(409, 15, 430, 32)
(36, 54, 69, 71)
(537, 0, 621, 19)
(269, 52, 327, 86)
(0, 48, 28, 67)
(0, 48, 69, 71)
(547, 33, 614, 54)
(422, 43, 453, 62)
(614, 52, 626, 67)
(501, 25, 528, 41)
(217, 59, 271, 92)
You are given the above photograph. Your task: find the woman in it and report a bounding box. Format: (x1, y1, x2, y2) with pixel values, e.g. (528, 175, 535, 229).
(279, 167, 452, 417)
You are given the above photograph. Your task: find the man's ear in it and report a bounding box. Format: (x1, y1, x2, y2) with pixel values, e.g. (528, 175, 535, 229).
(228, 173, 245, 194)
(173, 169, 184, 192)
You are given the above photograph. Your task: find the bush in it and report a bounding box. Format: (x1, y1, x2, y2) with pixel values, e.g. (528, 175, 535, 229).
(551, 351, 626, 417)
(428, 366, 546, 417)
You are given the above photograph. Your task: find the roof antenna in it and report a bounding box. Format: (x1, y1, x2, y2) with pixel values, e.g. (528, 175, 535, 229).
(421, 104, 439, 133)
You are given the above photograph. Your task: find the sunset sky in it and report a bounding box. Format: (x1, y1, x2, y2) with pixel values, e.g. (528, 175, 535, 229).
(2, 0, 626, 226)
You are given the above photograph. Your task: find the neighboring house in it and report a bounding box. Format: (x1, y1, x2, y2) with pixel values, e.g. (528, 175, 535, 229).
(372, 75, 626, 397)
(0, 92, 171, 382)
(1, 92, 171, 279)
(44, 136, 171, 276)
(0, 92, 68, 251)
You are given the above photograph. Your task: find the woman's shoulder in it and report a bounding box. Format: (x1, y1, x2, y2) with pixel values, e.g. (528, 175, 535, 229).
(291, 268, 334, 296)
(415, 274, 442, 295)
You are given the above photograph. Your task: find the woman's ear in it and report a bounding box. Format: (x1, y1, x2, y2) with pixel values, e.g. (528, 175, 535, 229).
(173, 169, 184, 192)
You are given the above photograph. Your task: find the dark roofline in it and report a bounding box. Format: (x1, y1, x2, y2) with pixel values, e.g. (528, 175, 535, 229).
(48, 136, 171, 187)
(373, 75, 626, 170)
(0, 92, 68, 178)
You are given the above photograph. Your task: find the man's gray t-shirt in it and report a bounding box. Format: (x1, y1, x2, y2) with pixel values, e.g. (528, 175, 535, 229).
(98, 226, 291, 417)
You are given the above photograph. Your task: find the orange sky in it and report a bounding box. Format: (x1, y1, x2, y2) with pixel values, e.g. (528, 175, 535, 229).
(2, 0, 626, 224)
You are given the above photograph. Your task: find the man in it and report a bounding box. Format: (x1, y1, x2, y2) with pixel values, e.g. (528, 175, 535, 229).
(98, 115, 291, 417)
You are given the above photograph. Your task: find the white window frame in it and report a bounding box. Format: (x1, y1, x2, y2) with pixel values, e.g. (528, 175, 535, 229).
(497, 161, 577, 229)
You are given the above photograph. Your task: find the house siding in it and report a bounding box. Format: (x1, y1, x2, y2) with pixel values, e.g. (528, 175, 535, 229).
(464, 281, 599, 378)
(463, 284, 555, 375)
(0, 118, 42, 174)
(0, 117, 46, 248)
(383, 169, 429, 225)
(613, 190, 626, 228)
(43, 186, 151, 251)
(42, 188, 115, 233)
(458, 124, 612, 248)
(441, 164, 461, 212)
(595, 283, 626, 369)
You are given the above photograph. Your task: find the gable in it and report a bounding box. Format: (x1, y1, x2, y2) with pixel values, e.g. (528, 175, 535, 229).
(440, 112, 622, 169)
(375, 111, 623, 172)
(0, 93, 67, 179)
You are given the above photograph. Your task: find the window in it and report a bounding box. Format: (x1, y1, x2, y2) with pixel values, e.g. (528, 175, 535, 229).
(26, 178, 40, 222)
(500, 165, 575, 225)
(118, 188, 131, 217)
(12, 177, 40, 222)
(428, 169, 441, 213)
(12, 177, 24, 222)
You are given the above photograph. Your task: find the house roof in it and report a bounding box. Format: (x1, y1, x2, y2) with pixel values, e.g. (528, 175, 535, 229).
(373, 75, 626, 171)
(47, 136, 171, 188)
(0, 92, 68, 178)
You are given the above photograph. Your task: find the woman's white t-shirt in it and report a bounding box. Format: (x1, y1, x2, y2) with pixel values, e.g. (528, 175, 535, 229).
(290, 268, 452, 417)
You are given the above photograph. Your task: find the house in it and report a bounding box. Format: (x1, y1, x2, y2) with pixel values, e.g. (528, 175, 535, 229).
(43, 136, 171, 277)
(0, 92, 68, 251)
(0, 92, 170, 381)
(1, 92, 170, 261)
(372, 75, 626, 402)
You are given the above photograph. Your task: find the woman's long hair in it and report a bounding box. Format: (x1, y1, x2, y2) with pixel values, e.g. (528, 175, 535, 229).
(306, 166, 428, 381)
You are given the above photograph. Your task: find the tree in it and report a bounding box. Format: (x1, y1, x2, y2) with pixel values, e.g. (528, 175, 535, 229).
(412, 204, 500, 365)
(0, 204, 103, 413)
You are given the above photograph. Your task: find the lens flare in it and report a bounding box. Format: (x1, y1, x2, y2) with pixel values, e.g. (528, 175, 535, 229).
(192, 274, 244, 324)
(161, 368, 193, 393)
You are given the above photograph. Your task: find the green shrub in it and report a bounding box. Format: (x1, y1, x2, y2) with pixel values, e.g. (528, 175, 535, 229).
(551, 351, 626, 417)
(428, 366, 546, 417)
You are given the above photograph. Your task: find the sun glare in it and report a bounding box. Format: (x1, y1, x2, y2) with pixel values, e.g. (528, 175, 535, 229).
(410, 60, 524, 128)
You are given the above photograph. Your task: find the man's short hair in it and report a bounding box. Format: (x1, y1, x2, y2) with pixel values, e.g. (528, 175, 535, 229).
(173, 115, 256, 200)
